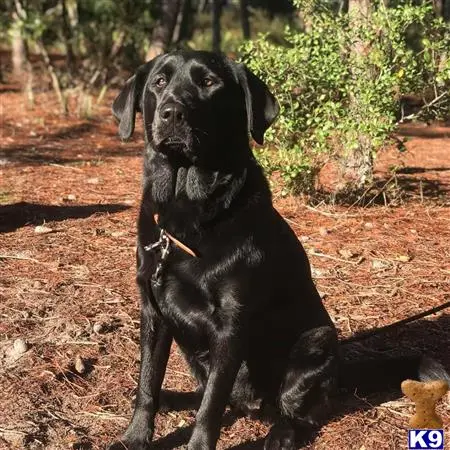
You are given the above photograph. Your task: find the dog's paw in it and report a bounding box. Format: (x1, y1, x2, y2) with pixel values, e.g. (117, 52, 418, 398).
(264, 421, 296, 450)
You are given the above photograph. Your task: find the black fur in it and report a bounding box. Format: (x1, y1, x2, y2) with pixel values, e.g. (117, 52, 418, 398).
(108, 51, 448, 450)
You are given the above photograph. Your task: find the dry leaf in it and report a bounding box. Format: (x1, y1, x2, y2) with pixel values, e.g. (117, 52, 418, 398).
(371, 259, 390, 270)
(338, 249, 354, 259)
(13, 338, 28, 355)
(74, 355, 86, 374)
(63, 194, 77, 202)
(35, 225, 53, 234)
(93, 322, 105, 334)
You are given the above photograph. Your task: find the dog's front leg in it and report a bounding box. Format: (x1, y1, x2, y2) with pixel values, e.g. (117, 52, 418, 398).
(109, 289, 172, 450)
(188, 331, 243, 450)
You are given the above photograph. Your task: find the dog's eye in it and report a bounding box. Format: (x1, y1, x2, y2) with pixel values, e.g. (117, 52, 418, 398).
(155, 76, 167, 88)
(202, 77, 215, 88)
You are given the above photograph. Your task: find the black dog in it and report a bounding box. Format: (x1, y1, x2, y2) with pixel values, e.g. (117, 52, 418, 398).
(108, 51, 447, 450)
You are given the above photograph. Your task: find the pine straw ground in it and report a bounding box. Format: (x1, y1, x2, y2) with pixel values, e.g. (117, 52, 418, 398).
(0, 89, 449, 450)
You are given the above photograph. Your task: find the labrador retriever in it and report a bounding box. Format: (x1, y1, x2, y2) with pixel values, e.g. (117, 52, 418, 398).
(108, 51, 447, 450)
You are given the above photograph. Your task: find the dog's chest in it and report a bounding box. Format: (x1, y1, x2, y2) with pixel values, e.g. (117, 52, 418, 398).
(150, 259, 219, 345)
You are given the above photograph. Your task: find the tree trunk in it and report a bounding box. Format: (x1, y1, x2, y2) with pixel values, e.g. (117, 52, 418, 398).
(432, 0, 444, 18)
(338, 0, 348, 15)
(444, 0, 450, 21)
(66, 0, 78, 29)
(348, 0, 371, 62)
(11, 1, 34, 105)
(37, 40, 68, 114)
(173, 0, 195, 43)
(212, 0, 223, 52)
(198, 0, 209, 14)
(110, 30, 126, 61)
(348, 0, 371, 27)
(11, 11, 28, 82)
(173, 0, 187, 43)
(342, 0, 374, 191)
(297, 8, 312, 32)
(240, 0, 250, 40)
(146, 0, 182, 61)
(61, 0, 76, 73)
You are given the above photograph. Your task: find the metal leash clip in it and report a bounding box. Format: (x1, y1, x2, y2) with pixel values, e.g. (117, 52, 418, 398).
(145, 229, 171, 285)
(144, 228, 169, 252)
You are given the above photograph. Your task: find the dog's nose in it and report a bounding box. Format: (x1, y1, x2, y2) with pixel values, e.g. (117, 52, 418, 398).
(160, 104, 185, 126)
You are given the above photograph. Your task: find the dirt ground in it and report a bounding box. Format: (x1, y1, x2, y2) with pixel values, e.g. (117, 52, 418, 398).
(1, 88, 449, 450)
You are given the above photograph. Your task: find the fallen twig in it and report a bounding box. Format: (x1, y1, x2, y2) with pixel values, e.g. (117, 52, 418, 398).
(305, 204, 357, 218)
(0, 254, 40, 263)
(397, 92, 448, 124)
(309, 250, 363, 266)
(80, 411, 129, 421)
(0, 427, 27, 436)
(343, 300, 450, 343)
(49, 163, 84, 172)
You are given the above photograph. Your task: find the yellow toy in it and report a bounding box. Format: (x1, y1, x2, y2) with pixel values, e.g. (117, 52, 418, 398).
(401, 379, 449, 429)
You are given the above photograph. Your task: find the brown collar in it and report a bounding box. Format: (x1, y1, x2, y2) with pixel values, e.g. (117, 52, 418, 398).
(153, 214, 197, 258)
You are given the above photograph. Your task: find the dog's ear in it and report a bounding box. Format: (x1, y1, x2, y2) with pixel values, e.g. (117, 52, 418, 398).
(112, 59, 157, 140)
(236, 64, 279, 145)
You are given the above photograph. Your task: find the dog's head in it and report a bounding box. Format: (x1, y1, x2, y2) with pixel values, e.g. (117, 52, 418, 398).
(112, 51, 279, 167)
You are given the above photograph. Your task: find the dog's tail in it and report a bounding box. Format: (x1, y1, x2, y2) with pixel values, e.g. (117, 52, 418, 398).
(338, 354, 450, 392)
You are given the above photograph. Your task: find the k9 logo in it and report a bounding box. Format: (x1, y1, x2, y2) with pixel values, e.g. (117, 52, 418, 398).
(408, 430, 444, 450)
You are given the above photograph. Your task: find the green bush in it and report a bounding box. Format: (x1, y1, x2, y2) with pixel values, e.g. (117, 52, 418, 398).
(240, 0, 450, 195)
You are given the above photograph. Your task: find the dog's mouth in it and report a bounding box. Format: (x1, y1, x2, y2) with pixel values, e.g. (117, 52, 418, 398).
(160, 136, 186, 149)
(156, 136, 197, 166)
(158, 137, 189, 156)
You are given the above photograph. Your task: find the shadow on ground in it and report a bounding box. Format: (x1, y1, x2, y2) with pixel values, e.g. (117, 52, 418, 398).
(396, 166, 450, 174)
(1, 120, 144, 166)
(0, 143, 143, 165)
(1, 143, 142, 166)
(315, 170, 449, 205)
(150, 313, 449, 449)
(384, 174, 449, 199)
(397, 125, 450, 139)
(0, 201, 131, 233)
